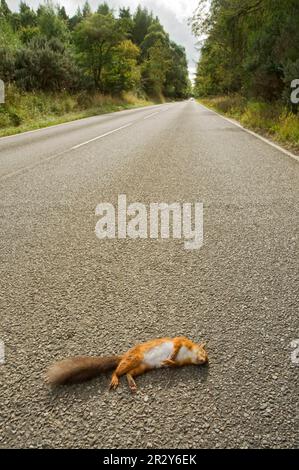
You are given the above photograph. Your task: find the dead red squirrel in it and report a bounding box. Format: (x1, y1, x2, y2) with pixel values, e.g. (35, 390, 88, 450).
(45, 336, 208, 393)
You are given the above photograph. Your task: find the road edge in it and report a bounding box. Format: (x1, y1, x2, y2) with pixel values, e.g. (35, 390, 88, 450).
(0, 103, 165, 142)
(197, 101, 299, 164)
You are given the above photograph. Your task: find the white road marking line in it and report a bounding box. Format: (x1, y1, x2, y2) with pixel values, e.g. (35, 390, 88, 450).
(198, 102, 299, 164)
(0, 148, 72, 182)
(0, 115, 112, 141)
(71, 123, 133, 150)
(0, 123, 134, 181)
(0, 103, 173, 181)
(143, 112, 160, 120)
(0, 104, 166, 142)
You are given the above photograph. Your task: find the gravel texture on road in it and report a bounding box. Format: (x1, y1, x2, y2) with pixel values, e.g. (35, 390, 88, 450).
(0, 101, 298, 448)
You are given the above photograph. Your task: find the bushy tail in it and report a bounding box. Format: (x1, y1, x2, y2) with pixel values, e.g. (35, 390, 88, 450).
(45, 356, 122, 386)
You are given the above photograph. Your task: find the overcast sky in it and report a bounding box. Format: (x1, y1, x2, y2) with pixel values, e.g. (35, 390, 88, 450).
(6, 0, 199, 79)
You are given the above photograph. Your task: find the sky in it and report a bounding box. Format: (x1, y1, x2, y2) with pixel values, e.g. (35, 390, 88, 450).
(6, 0, 200, 80)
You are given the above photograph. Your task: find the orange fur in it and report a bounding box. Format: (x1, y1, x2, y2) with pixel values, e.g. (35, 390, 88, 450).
(45, 336, 208, 393)
(109, 336, 208, 393)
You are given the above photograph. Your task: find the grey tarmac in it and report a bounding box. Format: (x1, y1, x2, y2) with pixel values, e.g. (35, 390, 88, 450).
(0, 101, 298, 448)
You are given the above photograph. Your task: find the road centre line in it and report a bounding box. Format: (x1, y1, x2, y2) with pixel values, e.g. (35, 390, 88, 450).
(0, 122, 134, 181)
(71, 123, 133, 150)
(143, 111, 160, 120)
(0, 104, 165, 142)
(0, 105, 172, 181)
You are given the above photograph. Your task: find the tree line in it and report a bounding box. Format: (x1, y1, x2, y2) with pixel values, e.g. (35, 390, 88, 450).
(192, 0, 299, 105)
(0, 0, 191, 99)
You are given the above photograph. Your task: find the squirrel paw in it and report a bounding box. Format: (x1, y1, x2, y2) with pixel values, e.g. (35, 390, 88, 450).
(109, 375, 119, 390)
(162, 359, 176, 367)
(129, 384, 138, 394)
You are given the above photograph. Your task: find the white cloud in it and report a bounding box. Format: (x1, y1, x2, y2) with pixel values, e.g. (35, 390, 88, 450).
(6, 0, 199, 79)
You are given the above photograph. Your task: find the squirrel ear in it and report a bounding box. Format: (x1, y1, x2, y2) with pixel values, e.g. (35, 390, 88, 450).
(200, 342, 206, 350)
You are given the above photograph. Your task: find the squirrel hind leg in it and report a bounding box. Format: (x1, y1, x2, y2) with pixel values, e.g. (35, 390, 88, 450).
(109, 357, 144, 392)
(109, 373, 119, 390)
(126, 373, 137, 394)
(126, 364, 148, 393)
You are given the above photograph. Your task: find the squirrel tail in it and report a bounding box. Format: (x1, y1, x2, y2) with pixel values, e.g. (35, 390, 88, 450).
(45, 355, 122, 386)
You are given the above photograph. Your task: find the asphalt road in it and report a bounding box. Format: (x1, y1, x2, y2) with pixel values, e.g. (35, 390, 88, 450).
(0, 101, 298, 449)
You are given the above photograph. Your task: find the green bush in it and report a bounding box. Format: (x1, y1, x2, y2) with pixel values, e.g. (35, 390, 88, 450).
(0, 109, 11, 128)
(0, 84, 153, 135)
(15, 37, 79, 91)
(274, 113, 299, 144)
(8, 110, 23, 126)
(76, 92, 94, 109)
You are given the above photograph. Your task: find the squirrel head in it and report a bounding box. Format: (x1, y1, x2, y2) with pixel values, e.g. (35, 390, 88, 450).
(194, 343, 208, 365)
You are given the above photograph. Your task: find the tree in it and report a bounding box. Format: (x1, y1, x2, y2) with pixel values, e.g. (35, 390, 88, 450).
(0, 48, 15, 82)
(58, 6, 68, 22)
(69, 7, 83, 30)
(103, 40, 141, 94)
(192, 0, 299, 101)
(139, 19, 189, 99)
(0, 15, 19, 48)
(165, 43, 190, 98)
(19, 1, 37, 28)
(119, 7, 133, 38)
(0, 0, 11, 18)
(142, 39, 172, 97)
(82, 1, 92, 18)
(0, 3, 18, 82)
(141, 21, 168, 58)
(0, 1, 190, 100)
(15, 36, 78, 91)
(97, 3, 112, 16)
(16, 2, 38, 44)
(119, 7, 132, 20)
(37, 4, 69, 42)
(132, 6, 153, 46)
(74, 13, 125, 90)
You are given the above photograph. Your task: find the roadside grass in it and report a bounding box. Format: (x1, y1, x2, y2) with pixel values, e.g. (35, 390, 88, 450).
(0, 86, 155, 137)
(199, 95, 299, 153)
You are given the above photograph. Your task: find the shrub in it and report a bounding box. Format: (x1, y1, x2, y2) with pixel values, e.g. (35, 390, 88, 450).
(201, 95, 299, 148)
(15, 37, 79, 91)
(274, 112, 299, 144)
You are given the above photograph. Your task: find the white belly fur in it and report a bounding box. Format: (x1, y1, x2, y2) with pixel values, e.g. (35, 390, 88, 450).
(176, 346, 196, 362)
(143, 342, 174, 368)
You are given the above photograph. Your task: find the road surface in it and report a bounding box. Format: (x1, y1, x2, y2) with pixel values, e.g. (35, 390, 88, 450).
(0, 101, 298, 448)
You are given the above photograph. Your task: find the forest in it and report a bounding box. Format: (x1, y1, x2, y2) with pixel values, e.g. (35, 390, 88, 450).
(192, 0, 299, 148)
(0, 0, 190, 135)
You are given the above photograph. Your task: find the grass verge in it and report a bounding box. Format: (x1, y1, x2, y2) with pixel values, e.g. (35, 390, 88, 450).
(199, 95, 299, 154)
(0, 86, 155, 137)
